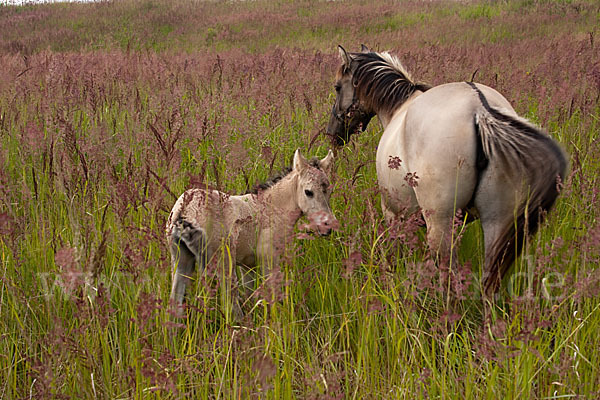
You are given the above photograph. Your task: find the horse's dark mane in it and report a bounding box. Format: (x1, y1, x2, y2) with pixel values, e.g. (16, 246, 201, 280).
(350, 51, 431, 115)
(246, 157, 321, 194)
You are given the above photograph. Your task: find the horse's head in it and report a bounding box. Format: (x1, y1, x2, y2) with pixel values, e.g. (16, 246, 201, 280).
(293, 149, 337, 236)
(326, 45, 375, 146)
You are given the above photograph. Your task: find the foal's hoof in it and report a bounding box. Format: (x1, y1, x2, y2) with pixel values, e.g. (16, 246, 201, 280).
(168, 301, 187, 321)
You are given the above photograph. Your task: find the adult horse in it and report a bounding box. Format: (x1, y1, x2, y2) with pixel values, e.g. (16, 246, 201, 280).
(327, 45, 567, 300)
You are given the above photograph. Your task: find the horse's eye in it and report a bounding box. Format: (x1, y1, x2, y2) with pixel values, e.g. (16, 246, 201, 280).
(304, 189, 314, 198)
(334, 85, 341, 93)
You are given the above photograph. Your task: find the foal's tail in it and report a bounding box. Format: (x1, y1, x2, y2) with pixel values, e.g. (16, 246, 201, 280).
(169, 216, 207, 308)
(171, 217, 207, 266)
(469, 83, 568, 295)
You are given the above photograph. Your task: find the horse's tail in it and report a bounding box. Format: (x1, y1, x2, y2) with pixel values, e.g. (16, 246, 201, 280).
(469, 83, 568, 295)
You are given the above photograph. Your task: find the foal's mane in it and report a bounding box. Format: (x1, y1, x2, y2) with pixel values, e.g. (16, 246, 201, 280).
(247, 157, 322, 194)
(348, 51, 431, 115)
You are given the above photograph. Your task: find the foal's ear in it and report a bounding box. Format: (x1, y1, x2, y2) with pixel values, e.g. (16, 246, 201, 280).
(319, 149, 335, 175)
(293, 149, 309, 172)
(338, 45, 352, 68)
(360, 44, 370, 53)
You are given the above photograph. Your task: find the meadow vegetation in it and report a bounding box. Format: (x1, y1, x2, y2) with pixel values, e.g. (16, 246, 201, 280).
(1, 0, 600, 398)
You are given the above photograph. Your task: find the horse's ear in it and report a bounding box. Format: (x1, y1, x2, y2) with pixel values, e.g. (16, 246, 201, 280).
(293, 149, 308, 172)
(338, 45, 352, 68)
(360, 44, 370, 53)
(319, 149, 335, 175)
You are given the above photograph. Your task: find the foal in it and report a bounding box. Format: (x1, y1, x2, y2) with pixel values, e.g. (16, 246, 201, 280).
(167, 149, 336, 318)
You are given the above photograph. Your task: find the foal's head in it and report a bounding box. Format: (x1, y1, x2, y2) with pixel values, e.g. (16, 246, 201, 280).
(292, 149, 337, 236)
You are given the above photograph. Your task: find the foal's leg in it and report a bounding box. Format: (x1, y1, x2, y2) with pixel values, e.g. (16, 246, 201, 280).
(224, 243, 245, 322)
(169, 221, 206, 318)
(238, 265, 257, 301)
(222, 263, 250, 323)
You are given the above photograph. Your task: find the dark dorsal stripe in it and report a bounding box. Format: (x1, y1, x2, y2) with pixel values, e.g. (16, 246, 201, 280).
(465, 82, 490, 212)
(465, 82, 491, 173)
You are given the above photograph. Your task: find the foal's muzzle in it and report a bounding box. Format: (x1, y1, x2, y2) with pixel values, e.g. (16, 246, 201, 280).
(317, 214, 337, 236)
(308, 211, 338, 237)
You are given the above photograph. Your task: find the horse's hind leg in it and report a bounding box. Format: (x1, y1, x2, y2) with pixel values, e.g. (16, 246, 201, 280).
(477, 215, 518, 326)
(381, 198, 398, 226)
(169, 219, 206, 318)
(415, 168, 477, 305)
(423, 212, 454, 266)
(474, 170, 521, 322)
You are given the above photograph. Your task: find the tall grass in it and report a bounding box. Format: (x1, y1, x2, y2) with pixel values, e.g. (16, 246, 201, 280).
(1, 0, 599, 398)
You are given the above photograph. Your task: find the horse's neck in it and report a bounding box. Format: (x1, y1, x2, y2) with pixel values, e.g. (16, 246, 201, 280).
(258, 173, 301, 223)
(376, 90, 424, 129)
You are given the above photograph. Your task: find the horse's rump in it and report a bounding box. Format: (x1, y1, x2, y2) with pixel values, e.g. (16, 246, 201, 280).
(471, 83, 568, 294)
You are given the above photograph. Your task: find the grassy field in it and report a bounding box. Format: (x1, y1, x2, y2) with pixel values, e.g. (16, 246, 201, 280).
(1, 0, 600, 398)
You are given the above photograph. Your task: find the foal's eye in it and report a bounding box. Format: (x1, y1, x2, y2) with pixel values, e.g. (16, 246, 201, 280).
(334, 85, 341, 93)
(304, 189, 314, 198)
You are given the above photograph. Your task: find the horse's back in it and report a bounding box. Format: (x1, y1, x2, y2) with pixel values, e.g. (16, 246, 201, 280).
(406, 82, 515, 135)
(419, 82, 513, 108)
